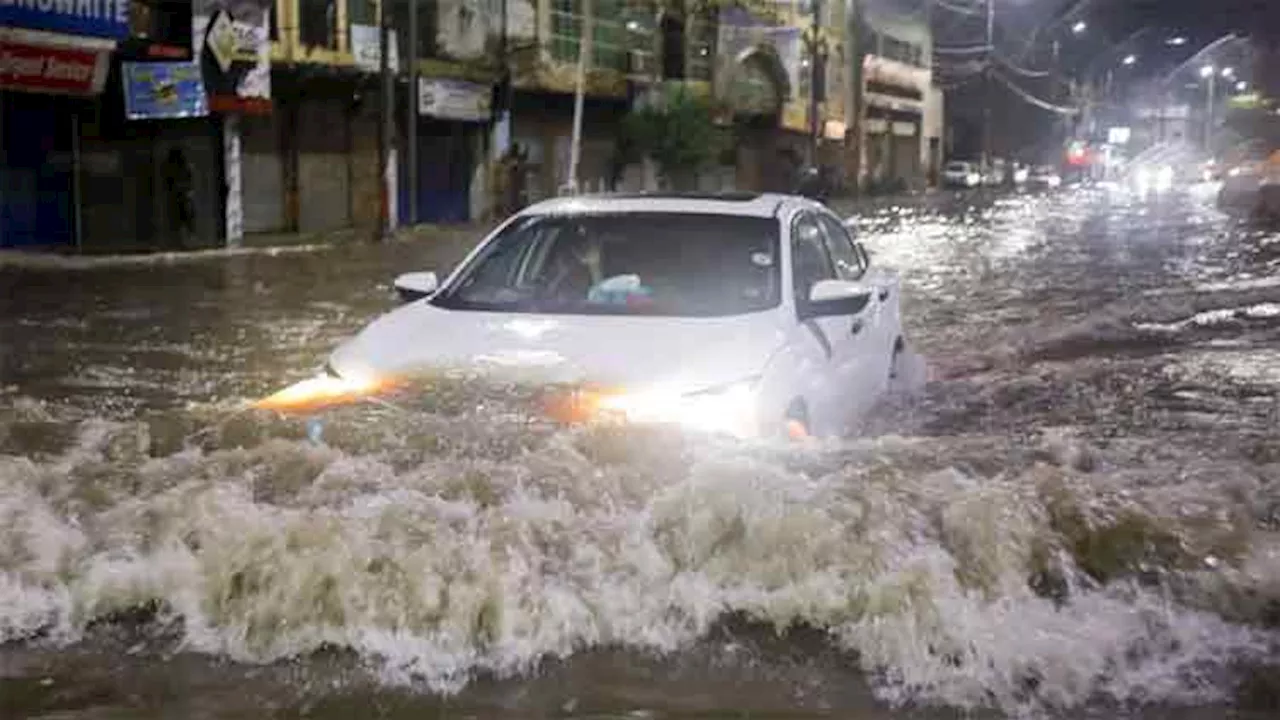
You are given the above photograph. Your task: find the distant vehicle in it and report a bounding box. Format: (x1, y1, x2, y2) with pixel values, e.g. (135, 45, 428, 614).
(1217, 161, 1264, 209)
(943, 161, 981, 188)
(982, 160, 1007, 186)
(255, 193, 908, 440)
(1027, 166, 1062, 190)
(1130, 163, 1176, 193)
(1010, 163, 1031, 185)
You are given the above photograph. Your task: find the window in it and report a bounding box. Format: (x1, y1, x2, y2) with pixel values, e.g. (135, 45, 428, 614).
(348, 0, 376, 25)
(593, 0, 626, 71)
(300, 0, 337, 49)
(550, 0, 625, 70)
(660, 14, 685, 79)
(816, 214, 866, 280)
(433, 213, 782, 317)
(791, 214, 836, 305)
(687, 10, 714, 80)
(550, 0, 581, 63)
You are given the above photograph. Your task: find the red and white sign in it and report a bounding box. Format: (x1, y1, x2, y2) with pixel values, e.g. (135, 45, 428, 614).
(0, 37, 110, 96)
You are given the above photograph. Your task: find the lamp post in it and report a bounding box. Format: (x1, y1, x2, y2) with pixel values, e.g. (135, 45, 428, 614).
(1200, 64, 1216, 150)
(803, 0, 828, 167)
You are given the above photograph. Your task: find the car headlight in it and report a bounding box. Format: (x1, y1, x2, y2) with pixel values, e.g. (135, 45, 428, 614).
(595, 378, 759, 437)
(255, 363, 389, 413)
(1228, 167, 1243, 178)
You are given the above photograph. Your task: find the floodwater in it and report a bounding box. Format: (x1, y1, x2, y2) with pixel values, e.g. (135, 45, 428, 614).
(2, 184, 1279, 719)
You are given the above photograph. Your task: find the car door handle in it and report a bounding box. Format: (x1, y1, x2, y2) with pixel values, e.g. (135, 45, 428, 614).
(878, 287, 890, 302)
(850, 318, 864, 335)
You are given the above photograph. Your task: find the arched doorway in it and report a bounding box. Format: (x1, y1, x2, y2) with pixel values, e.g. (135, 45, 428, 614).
(724, 46, 790, 192)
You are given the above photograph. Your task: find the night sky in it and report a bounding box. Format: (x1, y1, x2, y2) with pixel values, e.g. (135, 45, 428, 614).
(932, 0, 1279, 160)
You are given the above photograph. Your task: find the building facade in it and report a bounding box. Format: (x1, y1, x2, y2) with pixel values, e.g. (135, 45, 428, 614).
(2, 0, 942, 253)
(1, 3, 131, 250)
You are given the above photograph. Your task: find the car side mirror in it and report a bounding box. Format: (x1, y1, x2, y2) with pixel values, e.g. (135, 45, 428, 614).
(393, 271, 439, 302)
(804, 279, 872, 317)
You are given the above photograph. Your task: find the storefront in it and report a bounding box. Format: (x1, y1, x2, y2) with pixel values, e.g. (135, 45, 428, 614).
(0, 25, 117, 249)
(860, 54, 928, 191)
(402, 77, 493, 224)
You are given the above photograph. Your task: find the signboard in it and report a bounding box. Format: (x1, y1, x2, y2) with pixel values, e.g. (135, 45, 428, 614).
(193, 0, 271, 114)
(351, 24, 399, 72)
(418, 77, 492, 122)
(0, 36, 111, 95)
(122, 62, 208, 119)
(0, 0, 129, 40)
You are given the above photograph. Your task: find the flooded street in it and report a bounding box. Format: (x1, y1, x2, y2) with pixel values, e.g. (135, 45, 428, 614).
(2, 185, 1280, 719)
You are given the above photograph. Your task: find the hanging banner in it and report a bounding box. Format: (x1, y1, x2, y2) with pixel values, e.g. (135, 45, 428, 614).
(193, 0, 271, 114)
(122, 62, 208, 119)
(0, 0, 130, 40)
(0, 34, 112, 96)
(418, 77, 492, 122)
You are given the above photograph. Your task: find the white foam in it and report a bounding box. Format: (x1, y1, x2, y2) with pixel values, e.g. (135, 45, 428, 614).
(0, 419, 1275, 714)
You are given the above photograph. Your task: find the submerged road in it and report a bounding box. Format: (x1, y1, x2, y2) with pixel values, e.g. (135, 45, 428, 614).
(1, 184, 1279, 719)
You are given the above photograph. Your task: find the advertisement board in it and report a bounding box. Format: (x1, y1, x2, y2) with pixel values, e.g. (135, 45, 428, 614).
(418, 78, 492, 122)
(0, 0, 130, 40)
(123, 62, 209, 119)
(0, 36, 111, 95)
(193, 0, 272, 114)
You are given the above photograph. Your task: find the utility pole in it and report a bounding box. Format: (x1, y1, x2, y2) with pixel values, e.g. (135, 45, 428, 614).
(807, 0, 824, 167)
(376, 0, 394, 240)
(848, 0, 865, 196)
(407, 0, 419, 224)
(1204, 69, 1216, 151)
(982, 0, 994, 170)
(566, 0, 593, 194)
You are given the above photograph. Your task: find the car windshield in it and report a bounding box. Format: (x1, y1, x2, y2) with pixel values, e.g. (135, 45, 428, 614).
(946, 162, 970, 172)
(432, 212, 782, 317)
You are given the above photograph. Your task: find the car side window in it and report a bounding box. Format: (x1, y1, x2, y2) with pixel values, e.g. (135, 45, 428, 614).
(791, 213, 836, 305)
(816, 214, 867, 280)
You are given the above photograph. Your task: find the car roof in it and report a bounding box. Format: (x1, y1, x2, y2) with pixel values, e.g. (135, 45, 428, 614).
(515, 192, 817, 219)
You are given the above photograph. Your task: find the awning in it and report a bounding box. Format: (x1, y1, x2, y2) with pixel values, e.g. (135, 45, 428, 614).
(0, 27, 114, 97)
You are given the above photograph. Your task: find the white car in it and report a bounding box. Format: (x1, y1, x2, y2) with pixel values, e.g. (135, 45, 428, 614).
(943, 161, 981, 188)
(1028, 165, 1062, 190)
(259, 193, 906, 440)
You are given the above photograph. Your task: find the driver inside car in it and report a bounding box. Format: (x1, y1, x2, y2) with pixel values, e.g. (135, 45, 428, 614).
(543, 225, 605, 301)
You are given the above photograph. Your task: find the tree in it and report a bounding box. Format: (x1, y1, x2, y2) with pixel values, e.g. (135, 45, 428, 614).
(619, 83, 730, 189)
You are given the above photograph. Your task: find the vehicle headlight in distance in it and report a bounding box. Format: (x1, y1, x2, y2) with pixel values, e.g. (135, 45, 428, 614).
(1135, 167, 1151, 190)
(597, 378, 759, 437)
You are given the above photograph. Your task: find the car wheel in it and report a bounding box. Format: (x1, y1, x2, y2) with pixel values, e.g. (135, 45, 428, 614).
(784, 400, 810, 441)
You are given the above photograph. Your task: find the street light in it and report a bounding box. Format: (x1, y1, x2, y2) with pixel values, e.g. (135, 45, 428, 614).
(1167, 36, 1187, 46)
(1072, 21, 1087, 34)
(1221, 67, 1235, 78)
(1235, 80, 1248, 92)
(1122, 54, 1136, 66)
(1200, 65, 1215, 78)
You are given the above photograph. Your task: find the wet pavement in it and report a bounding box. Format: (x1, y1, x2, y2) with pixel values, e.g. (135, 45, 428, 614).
(2, 184, 1280, 719)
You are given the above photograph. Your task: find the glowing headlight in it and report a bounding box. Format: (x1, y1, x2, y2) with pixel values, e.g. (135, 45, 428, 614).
(1228, 167, 1243, 178)
(1135, 168, 1151, 191)
(1156, 165, 1174, 191)
(596, 379, 758, 437)
(255, 365, 388, 413)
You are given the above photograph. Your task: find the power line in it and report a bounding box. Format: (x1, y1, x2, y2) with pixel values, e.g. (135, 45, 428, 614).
(992, 52, 1050, 78)
(932, 0, 985, 17)
(935, 43, 994, 54)
(992, 67, 1080, 115)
